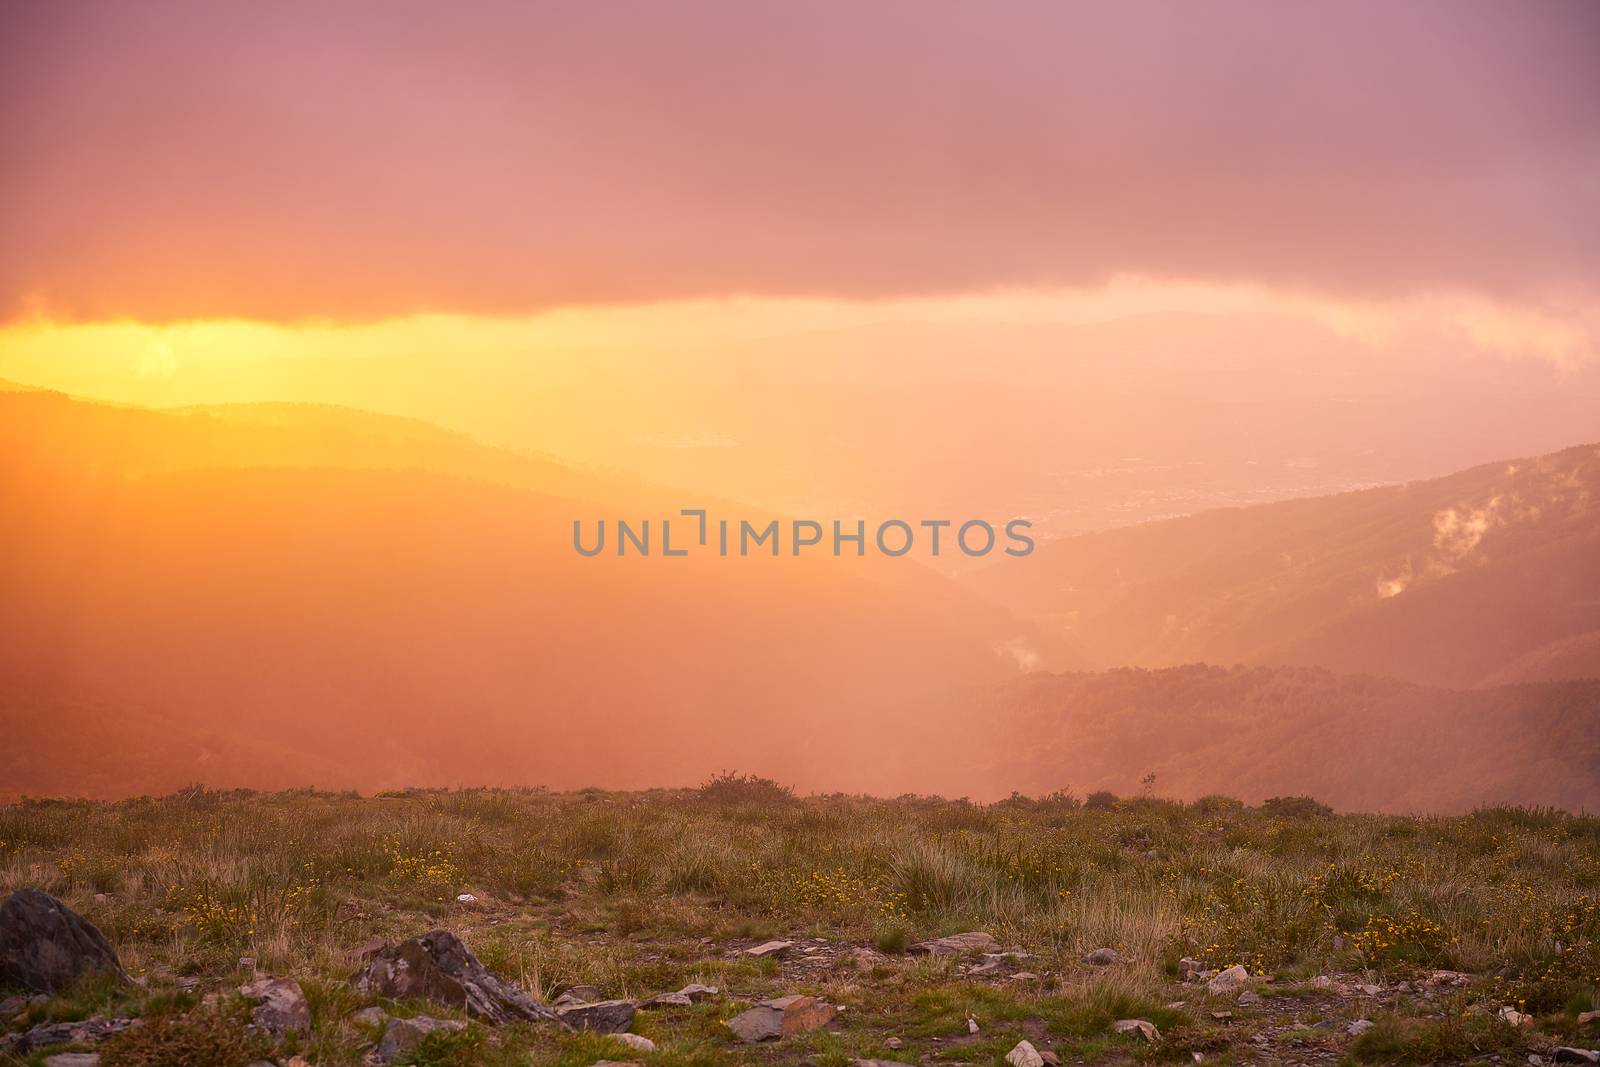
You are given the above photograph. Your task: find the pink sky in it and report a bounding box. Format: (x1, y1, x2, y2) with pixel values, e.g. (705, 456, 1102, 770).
(2, 0, 1597, 323)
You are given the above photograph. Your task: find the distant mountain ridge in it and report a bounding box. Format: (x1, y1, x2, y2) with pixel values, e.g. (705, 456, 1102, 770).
(970, 443, 1600, 688)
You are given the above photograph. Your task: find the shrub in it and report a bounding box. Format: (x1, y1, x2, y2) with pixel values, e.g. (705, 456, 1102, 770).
(1084, 791, 1118, 811)
(696, 772, 796, 806)
(100, 1005, 264, 1067)
(1260, 795, 1334, 819)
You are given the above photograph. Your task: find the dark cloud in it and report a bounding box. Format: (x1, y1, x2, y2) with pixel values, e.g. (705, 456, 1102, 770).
(2, 0, 1597, 321)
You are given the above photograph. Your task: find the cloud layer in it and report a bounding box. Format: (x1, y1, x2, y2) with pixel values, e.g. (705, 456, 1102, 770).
(2, 0, 1597, 321)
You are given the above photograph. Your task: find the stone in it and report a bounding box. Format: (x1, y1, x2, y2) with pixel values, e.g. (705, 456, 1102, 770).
(0, 995, 26, 1018)
(239, 976, 311, 1036)
(1207, 964, 1251, 995)
(1006, 1039, 1045, 1067)
(0, 890, 126, 994)
(352, 1005, 387, 1026)
(612, 1032, 656, 1053)
(639, 982, 718, 1007)
(353, 930, 559, 1024)
(1500, 1006, 1536, 1027)
(1, 1016, 136, 1056)
(1083, 947, 1120, 966)
(554, 984, 604, 1006)
(351, 936, 387, 959)
(1113, 1018, 1161, 1042)
(851, 947, 888, 968)
(1356, 983, 1382, 996)
(745, 940, 793, 958)
(43, 1056, 101, 1067)
(1348, 1019, 1374, 1036)
(455, 893, 477, 904)
(374, 1015, 467, 1062)
(555, 998, 636, 1034)
(1237, 990, 1262, 1006)
(1210, 1011, 1232, 1021)
(1309, 975, 1336, 990)
(1177, 957, 1204, 981)
(1039, 1051, 1061, 1067)
(1553, 1051, 1600, 1065)
(726, 995, 836, 1041)
(908, 932, 997, 957)
(1579, 1010, 1600, 1025)
(1010, 971, 1039, 981)
(591, 1062, 642, 1067)
(884, 1036, 904, 1049)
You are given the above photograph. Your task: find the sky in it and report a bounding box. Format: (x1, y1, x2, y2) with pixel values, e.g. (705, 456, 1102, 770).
(1, 0, 1597, 513)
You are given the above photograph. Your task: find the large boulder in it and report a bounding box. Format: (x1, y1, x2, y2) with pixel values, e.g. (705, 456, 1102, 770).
(726, 995, 836, 1042)
(554, 998, 636, 1034)
(0, 890, 126, 994)
(239, 976, 311, 1036)
(374, 1016, 466, 1063)
(352, 931, 559, 1025)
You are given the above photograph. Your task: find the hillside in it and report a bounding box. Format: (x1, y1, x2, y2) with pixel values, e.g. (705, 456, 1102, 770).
(876, 664, 1600, 814)
(0, 389, 1018, 799)
(970, 443, 1600, 688)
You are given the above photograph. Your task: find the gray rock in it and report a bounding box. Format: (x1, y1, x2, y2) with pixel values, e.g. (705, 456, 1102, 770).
(239, 976, 311, 1036)
(1176, 957, 1203, 980)
(744, 940, 793, 958)
(1553, 1051, 1600, 1065)
(1083, 947, 1121, 966)
(553, 984, 603, 1006)
(640, 983, 717, 1008)
(1348, 1019, 1374, 1037)
(1006, 1039, 1045, 1067)
(353, 931, 560, 1025)
(0, 1016, 136, 1056)
(554, 998, 635, 1034)
(726, 995, 836, 1042)
(351, 1005, 387, 1026)
(612, 1032, 656, 1053)
(1207, 964, 1251, 995)
(0, 890, 126, 994)
(374, 1015, 467, 1063)
(43, 1056, 101, 1067)
(908, 932, 997, 957)
(1237, 990, 1262, 1006)
(1112, 1018, 1161, 1042)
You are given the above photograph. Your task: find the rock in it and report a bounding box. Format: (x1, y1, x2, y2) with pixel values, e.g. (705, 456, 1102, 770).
(43, 1056, 101, 1067)
(1, 1016, 136, 1056)
(455, 893, 477, 904)
(1579, 1010, 1600, 1025)
(967, 1015, 980, 1033)
(1177, 957, 1204, 980)
(1237, 990, 1262, 1006)
(353, 931, 560, 1025)
(1083, 947, 1121, 966)
(613, 1032, 656, 1053)
(555, 999, 636, 1034)
(727, 995, 835, 1041)
(1309, 975, 1336, 990)
(851, 947, 888, 968)
(1006, 1039, 1046, 1067)
(1500, 1006, 1536, 1027)
(239, 976, 311, 1036)
(238, 956, 257, 971)
(884, 1036, 904, 1049)
(745, 940, 793, 958)
(0, 890, 126, 994)
(1207, 964, 1251, 995)
(591, 1062, 642, 1067)
(969, 960, 1003, 975)
(1039, 1050, 1061, 1067)
(1348, 1019, 1374, 1036)
(1356, 983, 1382, 996)
(374, 1015, 467, 1062)
(1010, 971, 1039, 981)
(352, 1005, 387, 1026)
(554, 984, 604, 1006)
(1210, 1010, 1232, 1021)
(908, 932, 997, 957)
(852, 1061, 904, 1067)
(0, 995, 26, 1018)
(1113, 1018, 1161, 1042)
(1203, 966, 1254, 998)
(1553, 1050, 1600, 1065)
(351, 936, 387, 960)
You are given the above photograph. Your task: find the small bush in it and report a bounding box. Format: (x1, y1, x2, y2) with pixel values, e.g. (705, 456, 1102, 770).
(696, 772, 796, 806)
(1260, 795, 1334, 819)
(100, 1005, 264, 1067)
(1084, 791, 1118, 811)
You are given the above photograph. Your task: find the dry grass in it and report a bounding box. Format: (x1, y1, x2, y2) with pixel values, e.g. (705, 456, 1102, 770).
(2, 785, 1598, 1064)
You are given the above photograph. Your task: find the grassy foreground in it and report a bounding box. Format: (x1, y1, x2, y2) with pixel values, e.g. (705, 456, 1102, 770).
(2, 778, 1599, 1065)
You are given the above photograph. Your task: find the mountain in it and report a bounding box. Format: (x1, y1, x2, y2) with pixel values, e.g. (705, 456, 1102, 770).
(873, 664, 1600, 814)
(0, 388, 1019, 799)
(969, 443, 1600, 688)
